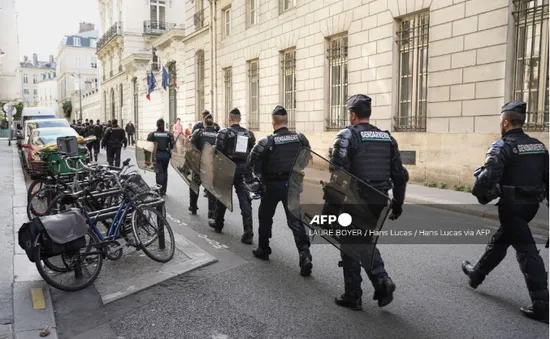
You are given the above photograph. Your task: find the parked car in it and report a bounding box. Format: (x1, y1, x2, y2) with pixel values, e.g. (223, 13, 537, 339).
(23, 118, 70, 141)
(21, 127, 87, 178)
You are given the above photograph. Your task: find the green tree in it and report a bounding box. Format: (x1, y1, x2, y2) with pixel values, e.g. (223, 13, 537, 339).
(62, 100, 72, 119)
(13, 102, 24, 120)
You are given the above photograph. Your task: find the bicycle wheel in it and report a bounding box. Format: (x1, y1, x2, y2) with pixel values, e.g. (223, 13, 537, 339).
(34, 230, 103, 292)
(27, 179, 51, 203)
(27, 187, 57, 220)
(131, 205, 175, 263)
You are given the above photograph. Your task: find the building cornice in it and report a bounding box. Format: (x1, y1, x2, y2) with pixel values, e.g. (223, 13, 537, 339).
(152, 28, 186, 50)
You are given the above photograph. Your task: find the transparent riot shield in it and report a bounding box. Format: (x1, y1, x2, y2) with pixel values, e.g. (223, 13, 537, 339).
(170, 135, 201, 194)
(135, 140, 157, 172)
(286, 148, 392, 270)
(200, 143, 236, 212)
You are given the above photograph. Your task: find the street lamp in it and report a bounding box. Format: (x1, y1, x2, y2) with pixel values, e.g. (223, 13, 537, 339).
(71, 72, 83, 120)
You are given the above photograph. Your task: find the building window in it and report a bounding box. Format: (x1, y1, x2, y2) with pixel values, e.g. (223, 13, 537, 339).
(395, 13, 429, 132)
(248, 0, 259, 26)
(248, 59, 260, 130)
(90, 56, 97, 69)
(32, 74, 37, 84)
(151, 0, 166, 24)
(224, 67, 233, 124)
(513, 0, 549, 130)
(195, 0, 205, 30)
(23, 89, 29, 95)
(326, 35, 348, 130)
(73, 56, 80, 68)
(120, 84, 124, 107)
(196, 50, 205, 120)
(133, 78, 139, 131)
(152, 48, 161, 71)
(110, 54, 113, 75)
(280, 0, 296, 13)
(281, 49, 297, 129)
(73, 37, 81, 46)
(23, 73, 28, 84)
(223, 7, 231, 38)
(90, 39, 96, 48)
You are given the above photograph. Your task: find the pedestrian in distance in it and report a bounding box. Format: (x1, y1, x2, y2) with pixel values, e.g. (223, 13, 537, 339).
(464, 100, 549, 323)
(102, 118, 127, 167)
(330, 94, 408, 310)
(125, 120, 136, 146)
(189, 113, 218, 219)
(208, 108, 256, 244)
(147, 118, 175, 197)
(185, 123, 193, 138)
(173, 118, 183, 139)
(247, 105, 313, 276)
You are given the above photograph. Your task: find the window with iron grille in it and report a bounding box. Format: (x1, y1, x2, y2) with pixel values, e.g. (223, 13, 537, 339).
(280, 0, 296, 13)
(280, 49, 296, 129)
(224, 67, 233, 125)
(513, 0, 549, 131)
(150, 0, 166, 24)
(395, 13, 429, 132)
(196, 50, 205, 120)
(223, 7, 231, 38)
(248, 0, 259, 27)
(326, 35, 348, 131)
(248, 60, 260, 130)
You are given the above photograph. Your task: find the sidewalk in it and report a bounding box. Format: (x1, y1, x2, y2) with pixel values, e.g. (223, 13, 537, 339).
(0, 144, 59, 339)
(303, 167, 549, 230)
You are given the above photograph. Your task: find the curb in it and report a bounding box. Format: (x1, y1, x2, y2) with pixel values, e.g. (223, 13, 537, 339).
(11, 146, 59, 339)
(301, 176, 548, 231)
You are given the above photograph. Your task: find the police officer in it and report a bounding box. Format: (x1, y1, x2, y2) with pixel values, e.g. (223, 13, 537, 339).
(247, 105, 313, 276)
(208, 108, 256, 244)
(463, 100, 549, 323)
(189, 113, 218, 219)
(192, 109, 221, 133)
(102, 118, 127, 167)
(147, 118, 175, 196)
(89, 119, 103, 162)
(329, 94, 408, 310)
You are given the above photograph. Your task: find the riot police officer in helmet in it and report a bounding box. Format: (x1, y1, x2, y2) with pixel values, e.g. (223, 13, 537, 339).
(192, 109, 220, 133)
(331, 94, 408, 310)
(247, 105, 313, 276)
(147, 118, 175, 196)
(90, 119, 103, 162)
(102, 118, 127, 167)
(463, 100, 549, 323)
(189, 113, 218, 219)
(208, 108, 256, 244)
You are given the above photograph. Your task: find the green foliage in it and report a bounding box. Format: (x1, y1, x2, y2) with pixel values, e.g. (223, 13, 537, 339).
(439, 182, 448, 189)
(465, 185, 472, 193)
(453, 184, 465, 191)
(62, 100, 72, 119)
(13, 102, 23, 120)
(424, 181, 437, 188)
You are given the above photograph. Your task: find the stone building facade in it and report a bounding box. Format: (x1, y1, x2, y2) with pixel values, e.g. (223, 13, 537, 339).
(36, 76, 59, 114)
(0, 0, 21, 103)
(20, 54, 56, 107)
(115, 0, 548, 185)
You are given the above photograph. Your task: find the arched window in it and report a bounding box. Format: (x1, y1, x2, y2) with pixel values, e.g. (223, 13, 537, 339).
(195, 50, 205, 120)
(110, 88, 115, 120)
(103, 90, 107, 121)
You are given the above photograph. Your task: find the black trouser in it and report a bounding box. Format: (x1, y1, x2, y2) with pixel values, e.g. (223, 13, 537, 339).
(258, 180, 310, 253)
(106, 145, 122, 167)
(475, 201, 548, 302)
(214, 175, 253, 230)
(155, 151, 170, 194)
(190, 186, 217, 218)
(87, 141, 100, 161)
(127, 133, 134, 145)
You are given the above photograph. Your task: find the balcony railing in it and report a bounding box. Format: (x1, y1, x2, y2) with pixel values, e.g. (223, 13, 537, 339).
(97, 22, 123, 52)
(143, 20, 176, 35)
(194, 9, 205, 30)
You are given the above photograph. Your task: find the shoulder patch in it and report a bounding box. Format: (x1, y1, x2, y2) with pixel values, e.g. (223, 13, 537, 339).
(273, 134, 300, 144)
(359, 130, 391, 142)
(517, 143, 547, 155)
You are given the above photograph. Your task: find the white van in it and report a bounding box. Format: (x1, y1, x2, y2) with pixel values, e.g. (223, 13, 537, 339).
(21, 107, 57, 124)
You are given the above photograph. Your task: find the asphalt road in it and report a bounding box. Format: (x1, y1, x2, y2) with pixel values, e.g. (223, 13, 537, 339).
(50, 148, 549, 339)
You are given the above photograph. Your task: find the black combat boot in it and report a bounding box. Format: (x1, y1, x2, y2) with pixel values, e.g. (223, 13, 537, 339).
(252, 247, 271, 260)
(335, 290, 363, 311)
(299, 251, 313, 277)
(462, 261, 486, 289)
(520, 300, 549, 323)
(189, 206, 197, 215)
(373, 276, 396, 307)
(241, 217, 254, 244)
(208, 219, 222, 233)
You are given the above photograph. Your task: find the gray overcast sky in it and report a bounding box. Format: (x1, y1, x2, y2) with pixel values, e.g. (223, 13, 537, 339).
(16, 0, 100, 60)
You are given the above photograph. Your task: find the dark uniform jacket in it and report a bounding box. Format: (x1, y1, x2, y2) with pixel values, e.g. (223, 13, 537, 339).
(215, 124, 255, 176)
(102, 125, 127, 148)
(191, 125, 218, 151)
(192, 120, 220, 133)
(147, 129, 175, 152)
